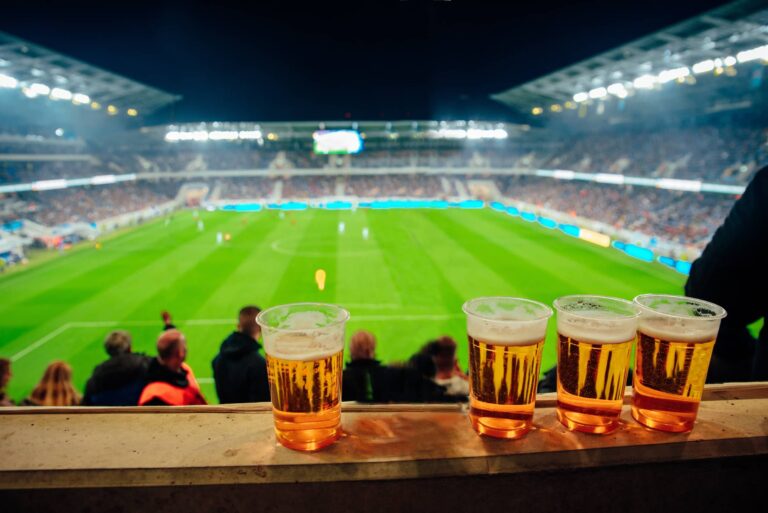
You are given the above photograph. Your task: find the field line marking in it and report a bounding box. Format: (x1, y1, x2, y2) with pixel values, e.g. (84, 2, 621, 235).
(11, 323, 72, 362)
(197, 378, 215, 384)
(11, 313, 462, 362)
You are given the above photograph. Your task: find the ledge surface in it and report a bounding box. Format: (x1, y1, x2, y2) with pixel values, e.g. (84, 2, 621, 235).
(1, 383, 766, 489)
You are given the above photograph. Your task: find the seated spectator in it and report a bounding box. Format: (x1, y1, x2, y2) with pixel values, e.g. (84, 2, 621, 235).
(83, 330, 151, 406)
(429, 336, 470, 398)
(403, 352, 465, 403)
(0, 358, 12, 406)
(138, 329, 207, 406)
(22, 361, 80, 406)
(212, 305, 270, 403)
(342, 330, 402, 403)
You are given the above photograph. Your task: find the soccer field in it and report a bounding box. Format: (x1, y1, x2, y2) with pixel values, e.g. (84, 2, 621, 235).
(0, 207, 685, 403)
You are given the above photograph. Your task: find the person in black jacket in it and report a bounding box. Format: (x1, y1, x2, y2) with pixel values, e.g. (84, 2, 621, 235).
(83, 330, 151, 406)
(342, 330, 403, 402)
(685, 165, 768, 382)
(212, 305, 270, 403)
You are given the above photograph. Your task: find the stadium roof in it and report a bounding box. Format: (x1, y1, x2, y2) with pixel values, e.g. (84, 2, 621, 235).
(0, 31, 180, 116)
(491, 0, 768, 117)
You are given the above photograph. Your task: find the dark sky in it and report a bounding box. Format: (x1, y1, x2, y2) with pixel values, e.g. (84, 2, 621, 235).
(2, 0, 731, 123)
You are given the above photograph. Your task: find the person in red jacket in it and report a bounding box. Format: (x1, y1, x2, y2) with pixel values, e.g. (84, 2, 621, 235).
(139, 329, 207, 406)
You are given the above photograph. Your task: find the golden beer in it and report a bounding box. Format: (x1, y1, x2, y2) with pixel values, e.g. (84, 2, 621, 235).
(554, 296, 639, 434)
(631, 294, 725, 433)
(463, 297, 552, 439)
(257, 303, 349, 451)
(267, 350, 343, 451)
(468, 335, 543, 438)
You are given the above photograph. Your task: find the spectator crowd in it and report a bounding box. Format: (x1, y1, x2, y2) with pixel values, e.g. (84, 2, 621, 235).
(0, 307, 470, 407)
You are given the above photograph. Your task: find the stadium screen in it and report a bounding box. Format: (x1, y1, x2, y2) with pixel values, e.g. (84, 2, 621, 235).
(313, 130, 363, 155)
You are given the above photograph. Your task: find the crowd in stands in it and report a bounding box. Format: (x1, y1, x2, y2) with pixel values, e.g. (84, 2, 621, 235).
(3, 182, 178, 225)
(3, 123, 766, 184)
(0, 172, 737, 248)
(345, 174, 446, 197)
(498, 176, 735, 248)
(0, 307, 470, 407)
(543, 126, 767, 184)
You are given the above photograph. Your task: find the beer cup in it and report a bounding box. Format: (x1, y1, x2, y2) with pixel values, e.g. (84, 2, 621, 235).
(257, 303, 349, 451)
(463, 297, 552, 439)
(632, 294, 726, 433)
(553, 295, 639, 434)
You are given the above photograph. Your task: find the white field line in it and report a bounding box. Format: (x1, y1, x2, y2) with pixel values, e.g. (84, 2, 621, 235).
(11, 323, 72, 362)
(10, 313, 462, 362)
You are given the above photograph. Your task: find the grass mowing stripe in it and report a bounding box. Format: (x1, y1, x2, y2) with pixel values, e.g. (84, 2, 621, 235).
(268, 210, 340, 305)
(364, 210, 468, 366)
(335, 209, 404, 312)
(482, 209, 685, 288)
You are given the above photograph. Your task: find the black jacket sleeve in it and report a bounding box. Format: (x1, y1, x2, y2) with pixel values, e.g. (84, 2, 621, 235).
(247, 357, 271, 403)
(685, 166, 768, 379)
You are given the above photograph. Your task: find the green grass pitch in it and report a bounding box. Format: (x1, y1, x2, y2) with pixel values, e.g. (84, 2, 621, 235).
(0, 207, 685, 403)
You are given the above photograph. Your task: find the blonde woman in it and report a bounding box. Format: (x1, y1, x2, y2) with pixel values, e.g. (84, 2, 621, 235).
(23, 361, 81, 406)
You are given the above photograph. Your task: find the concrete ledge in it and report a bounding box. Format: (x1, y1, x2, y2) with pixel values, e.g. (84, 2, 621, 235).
(1, 383, 766, 491)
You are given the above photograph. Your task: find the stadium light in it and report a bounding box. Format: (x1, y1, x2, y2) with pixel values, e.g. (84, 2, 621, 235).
(692, 59, 715, 74)
(657, 67, 690, 84)
(606, 83, 628, 98)
(24, 82, 51, 98)
(71, 93, 90, 104)
(493, 128, 508, 139)
(126, 108, 138, 117)
(209, 130, 238, 140)
(0, 73, 18, 88)
(736, 44, 768, 63)
(49, 87, 73, 101)
(531, 107, 543, 115)
(238, 130, 262, 140)
(91, 101, 102, 110)
(723, 56, 737, 67)
(588, 87, 607, 99)
(633, 75, 657, 89)
(107, 105, 118, 115)
(573, 92, 589, 102)
(549, 104, 563, 112)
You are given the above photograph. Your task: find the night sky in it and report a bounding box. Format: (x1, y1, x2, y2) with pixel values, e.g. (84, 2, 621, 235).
(2, 0, 730, 123)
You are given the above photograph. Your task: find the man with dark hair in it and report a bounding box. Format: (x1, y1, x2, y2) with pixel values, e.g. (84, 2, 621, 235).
(685, 166, 768, 381)
(212, 305, 270, 403)
(139, 329, 207, 406)
(83, 330, 151, 406)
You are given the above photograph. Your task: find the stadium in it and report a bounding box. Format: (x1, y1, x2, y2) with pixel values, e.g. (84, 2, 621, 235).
(0, 0, 767, 509)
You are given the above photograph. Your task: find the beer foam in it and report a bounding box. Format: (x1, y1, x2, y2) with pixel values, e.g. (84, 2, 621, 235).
(467, 315, 546, 346)
(638, 317, 719, 343)
(557, 310, 637, 344)
(264, 330, 344, 361)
